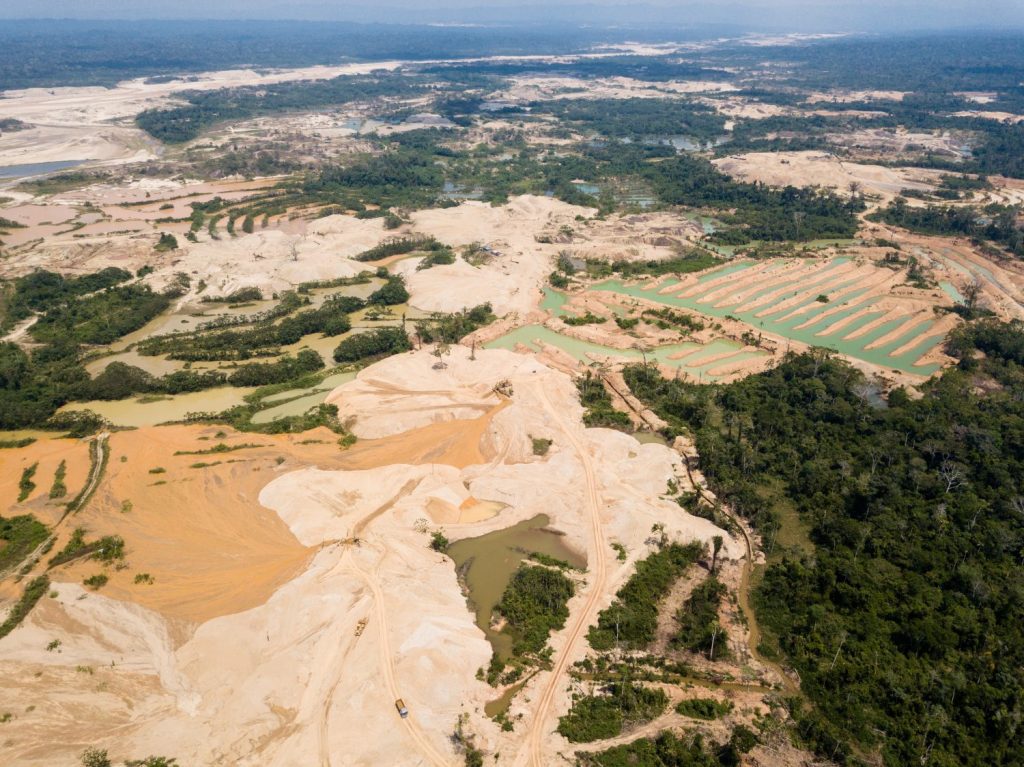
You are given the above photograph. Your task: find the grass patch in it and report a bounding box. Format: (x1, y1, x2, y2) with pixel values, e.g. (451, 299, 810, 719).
(0, 575, 50, 639)
(17, 462, 38, 502)
(48, 460, 67, 499)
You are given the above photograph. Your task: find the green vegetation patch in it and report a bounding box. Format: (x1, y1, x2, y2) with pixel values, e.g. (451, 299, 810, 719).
(333, 327, 411, 363)
(17, 462, 38, 502)
(48, 459, 67, 499)
(0, 437, 35, 449)
(588, 541, 703, 651)
(414, 303, 495, 344)
(354, 235, 446, 262)
(674, 576, 730, 660)
(495, 563, 575, 657)
(0, 575, 50, 640)
(173, 442, 266, 456)
(49, 529, 125, 567)
(675, 697, 734, 720)
(869, 197, 1023, 258)
(621, 322, 1024, 765)
(576, 372, 631, 430)
(578, 727, 757, 767)
(557, 678, 667, 743)
(0, 514, 49, 572)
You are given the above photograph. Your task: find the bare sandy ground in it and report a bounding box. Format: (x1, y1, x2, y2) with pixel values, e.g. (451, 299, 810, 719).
(498, 75, 738, 104)
(713, 150, 942, 198)
(0, 62, 402, 170)
(401, 195, 594, 315)
(806, 90, 907, 103)
(0, 436, 91, 528)
(950, 110, 1024, 124)
(833, 127, 970, 159)
(0, 347, 737, 766)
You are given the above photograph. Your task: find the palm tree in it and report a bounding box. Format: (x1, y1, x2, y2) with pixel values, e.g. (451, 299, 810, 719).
(711, 535, 723, 574)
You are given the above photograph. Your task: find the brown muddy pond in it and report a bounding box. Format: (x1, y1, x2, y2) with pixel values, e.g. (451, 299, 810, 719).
(448, 514, 585, 662)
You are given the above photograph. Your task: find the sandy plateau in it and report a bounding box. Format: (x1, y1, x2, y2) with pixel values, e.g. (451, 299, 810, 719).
(0, 348, 739, 766)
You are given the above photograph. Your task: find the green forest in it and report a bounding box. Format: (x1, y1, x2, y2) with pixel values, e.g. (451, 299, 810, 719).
(622, 319, 1024, 766)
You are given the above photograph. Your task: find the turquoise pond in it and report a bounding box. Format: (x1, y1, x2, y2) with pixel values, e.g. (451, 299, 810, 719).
(940, 281, 965, 305)
(484, 325, 766, 381)
(589, 265, 943, 375)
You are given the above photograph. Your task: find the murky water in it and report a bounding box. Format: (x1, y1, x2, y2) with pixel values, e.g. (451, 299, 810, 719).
(448, 514, 585, 661)
(0, 160, 84, 179)
(59, 386, 255, 428)
(251, 371, 357, 423)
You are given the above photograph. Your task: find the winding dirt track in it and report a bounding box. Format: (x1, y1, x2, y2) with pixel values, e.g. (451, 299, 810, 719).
(317, 484, 453, 767)
(344, 558, 453, 767)
(516, 380, 608, 767)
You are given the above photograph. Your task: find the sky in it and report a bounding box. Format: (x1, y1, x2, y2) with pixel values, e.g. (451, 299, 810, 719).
(1, 0, 1022, 32)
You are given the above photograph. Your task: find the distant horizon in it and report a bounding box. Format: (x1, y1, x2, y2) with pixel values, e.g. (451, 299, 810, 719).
(2, 1, 1024, 33)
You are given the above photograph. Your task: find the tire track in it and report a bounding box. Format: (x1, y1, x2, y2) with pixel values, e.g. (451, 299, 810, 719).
(515, 380, 608, 767)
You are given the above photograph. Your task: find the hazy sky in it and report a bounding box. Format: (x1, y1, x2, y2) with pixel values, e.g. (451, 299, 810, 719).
(2, 0, 1022, 31)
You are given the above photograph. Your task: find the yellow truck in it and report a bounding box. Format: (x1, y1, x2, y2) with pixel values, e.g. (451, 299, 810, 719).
(395, 699, 408, 718)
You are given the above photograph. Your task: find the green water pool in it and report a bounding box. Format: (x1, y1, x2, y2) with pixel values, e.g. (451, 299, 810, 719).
(591, 273, 942, 375)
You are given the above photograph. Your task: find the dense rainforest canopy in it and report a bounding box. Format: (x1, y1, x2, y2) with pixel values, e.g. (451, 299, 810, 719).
(624, 320, 1024, 766)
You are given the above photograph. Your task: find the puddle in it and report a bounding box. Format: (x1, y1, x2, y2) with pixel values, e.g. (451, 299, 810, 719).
(448, 514, 585, 661)
(485, 673, 537, 719)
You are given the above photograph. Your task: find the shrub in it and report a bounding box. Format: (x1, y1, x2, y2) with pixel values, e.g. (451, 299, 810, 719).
(675, 696, 734, 720)
(154, 233, 179, 252)
(557, 680, 667, 743)
(531, 437, 552, 456)
(83, 574, 109, 590)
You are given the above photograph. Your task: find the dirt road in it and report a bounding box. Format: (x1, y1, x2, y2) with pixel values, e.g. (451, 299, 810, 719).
(515, 380, 609, 767)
